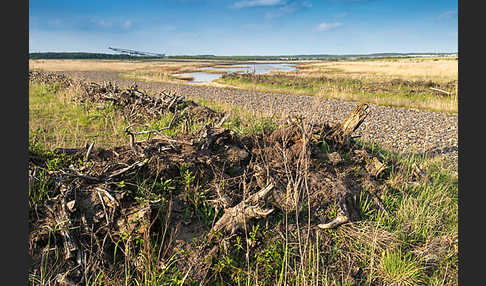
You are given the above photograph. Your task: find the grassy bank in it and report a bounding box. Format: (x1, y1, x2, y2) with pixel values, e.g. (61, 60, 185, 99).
(214, 58, 458, 113)
(216, 74, 457, 114)
(29, 80, 457, 285)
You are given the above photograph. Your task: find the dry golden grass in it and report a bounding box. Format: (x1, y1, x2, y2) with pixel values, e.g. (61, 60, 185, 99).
(296, 58, 458, 83)
(315, 84, 458, 113)
(29, 59, 214, 73)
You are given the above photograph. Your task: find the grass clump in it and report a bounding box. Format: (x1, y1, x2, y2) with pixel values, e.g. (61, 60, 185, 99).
(29, 82, 129, 150)
(378, 249, 425, 286)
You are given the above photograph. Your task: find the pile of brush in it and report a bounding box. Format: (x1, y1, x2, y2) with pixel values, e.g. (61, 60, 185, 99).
(29, 71, 392, 285)
(29, 70, 74, 89)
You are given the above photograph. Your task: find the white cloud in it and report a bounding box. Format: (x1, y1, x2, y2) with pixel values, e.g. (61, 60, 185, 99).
(123, 20, 132, 28)
(265, 1, 312, 19)
(90, 19, 113, 28)
(315, 22, 342, 31)
(301, 1, 312, 8)
(437, 10, 457, 21)
(334, 12, 348, 18)
(232, 0, 286, 8)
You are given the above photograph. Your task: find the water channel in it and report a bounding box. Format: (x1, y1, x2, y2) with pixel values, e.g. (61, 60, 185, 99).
(174, 63, 297, 84)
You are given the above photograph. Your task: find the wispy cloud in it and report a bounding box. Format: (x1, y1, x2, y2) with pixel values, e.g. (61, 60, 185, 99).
(265, 1, 312, 19)
(122, 20, 132, 29)
(232, 0, 286, 8)
(437, 10, 457, 21)
(315, 22, 342, 31)
(90, 19, 114, 28)
(333, 12, 348, 19)
(30, 16, 141, 34)
(83, 18, 139, 32)
(328, 0, 374, 3)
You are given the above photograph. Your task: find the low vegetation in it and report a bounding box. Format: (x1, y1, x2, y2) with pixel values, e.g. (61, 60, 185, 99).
(28, 72, 457, 285)
(216, 58, 458, 113)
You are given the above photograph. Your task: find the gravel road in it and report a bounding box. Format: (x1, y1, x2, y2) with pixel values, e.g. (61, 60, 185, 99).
(57, 70, 458, 172)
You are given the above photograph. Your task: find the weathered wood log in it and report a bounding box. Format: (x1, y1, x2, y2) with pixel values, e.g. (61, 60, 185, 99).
(325, 103, 370, 149)
(366, 156, 386, 177)
(317, 215, 349, 229)
(211, 183, 274, 235)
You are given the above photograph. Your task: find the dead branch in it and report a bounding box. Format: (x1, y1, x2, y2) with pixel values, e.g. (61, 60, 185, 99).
(211, 183, 274, 235)
(85, 142, 95, 161)
(325, 103, 370, 148)
(215, 113, 231, 128)
(105, 160, 147, 179)
(317, 215, 349, 229)
(429, 87, 451, 96)
(57, 170, 102, 182)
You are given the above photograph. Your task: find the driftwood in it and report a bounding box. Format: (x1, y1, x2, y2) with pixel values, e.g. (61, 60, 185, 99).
(318, 182, 359, 230)
(211, 183, 275, 235)
(429, 87, 451, 96)
(214, 113, 231, 128)
(318, 215, 349, 229)
(30, 72, 389, 282)
(366, 156, 387, 178)
(58, 169, 102, 182)
(326, 103, 370, 149)
(85, 142, 95, 161)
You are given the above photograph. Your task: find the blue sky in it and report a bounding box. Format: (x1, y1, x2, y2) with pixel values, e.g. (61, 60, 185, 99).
(29, 0, 458, 56)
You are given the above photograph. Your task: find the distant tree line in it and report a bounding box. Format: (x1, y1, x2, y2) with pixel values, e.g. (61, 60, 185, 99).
(29, 52, 164, 60)
(29, 52, 457, 61)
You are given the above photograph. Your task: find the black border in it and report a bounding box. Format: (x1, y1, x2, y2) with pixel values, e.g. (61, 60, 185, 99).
(458, 0, 479, 284)
(6, 0, 29, 283)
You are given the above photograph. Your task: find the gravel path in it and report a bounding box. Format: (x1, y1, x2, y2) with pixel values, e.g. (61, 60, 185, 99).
(58, 70, 458, 172)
